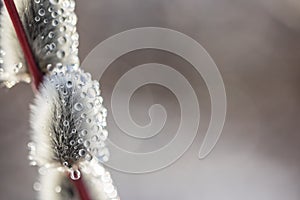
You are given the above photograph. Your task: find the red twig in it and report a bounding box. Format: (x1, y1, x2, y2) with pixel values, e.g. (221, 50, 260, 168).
(3, 0, 42, 90)
(69, 171, 91, 200)
(3, 1, 91, 199)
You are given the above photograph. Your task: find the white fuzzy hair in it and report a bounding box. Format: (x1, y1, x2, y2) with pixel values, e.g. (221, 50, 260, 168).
(29, 67, 109, 167)
(0, 0, 80, 87)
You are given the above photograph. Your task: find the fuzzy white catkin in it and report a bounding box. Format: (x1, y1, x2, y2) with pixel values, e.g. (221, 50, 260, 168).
(29, 67, 119, 200)
(0, 0, 80, 87)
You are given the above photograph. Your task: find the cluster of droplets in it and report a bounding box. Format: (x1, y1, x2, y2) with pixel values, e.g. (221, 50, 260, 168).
(0, 0, 80, 88)
(31, 158, 120, 200)
(28, 67, 110, 178)
(31, 0, 79, 73)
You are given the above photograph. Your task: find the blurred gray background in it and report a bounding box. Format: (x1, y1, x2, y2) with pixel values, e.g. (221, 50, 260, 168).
(1, 0, 300, 199)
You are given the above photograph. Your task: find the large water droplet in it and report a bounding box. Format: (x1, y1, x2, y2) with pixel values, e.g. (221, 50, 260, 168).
(70, 169, 81, 180)
(79, 149, 86, 156)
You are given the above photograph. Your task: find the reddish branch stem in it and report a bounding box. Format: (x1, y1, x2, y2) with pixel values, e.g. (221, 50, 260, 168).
(3, 1, 91, 199)
(70, 172, 91, 200)
(3, 0, 42, 90)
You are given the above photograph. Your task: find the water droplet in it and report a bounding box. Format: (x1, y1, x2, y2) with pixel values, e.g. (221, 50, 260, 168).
(104, 184, 115, 194)
(85, 153, 92, 161)
(35, 16, 40, 22)
(101, 108, 108, 117)
(92, 125, 99, 132)
(66, 81, 72, 88)
(81, 129, 88, 136)
(87, 88, 96, 98)
(60, 26, 67, 32)
(58, 8, 64, 15)
(81, 113, 87, 119)
(52, 19, 59, 26)
(48, 7, 54, 12)
(63, 161, 68, 166)
(58, 36, 66, 44)
(63, 120, 69, 126)
(33, 182, 41, 191)
(78, 138, 83, 144)
(87, 102, 94, 109)
(102, 155, 109, 162)
(46, 64, 54, 71)
(38, 9, 45, 16)
(84, 141, 90, 147)
(59, 16, 65, 23)
(55, 186, 61, 193)
(79, 149, 86, 156)
(57, 50, 65, 59)
(108, 190, 118, 198)
(70, 140, 75, 145)
(80, 92, 86, 98)
(48, 31, 55, 38)
(74, 103, 83, 111)
(100, 129, 108, 140)
(34, 0, 41, 4)
(30, 161, 37, 166)
(49, 43, 56, 50)
(50, 0, 59, 5)
(51, 11, 58, 18)
(62, 1, 70, 8)
(70, 169, 81, 180)
(91, 135, 98, 142)
(56, 63, 63, 69)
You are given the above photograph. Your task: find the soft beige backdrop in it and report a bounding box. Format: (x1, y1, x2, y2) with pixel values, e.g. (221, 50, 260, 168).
(1, 0, 300, 199)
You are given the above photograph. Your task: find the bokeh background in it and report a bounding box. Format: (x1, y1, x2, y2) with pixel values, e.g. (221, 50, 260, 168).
(1, 0, 300, 199)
